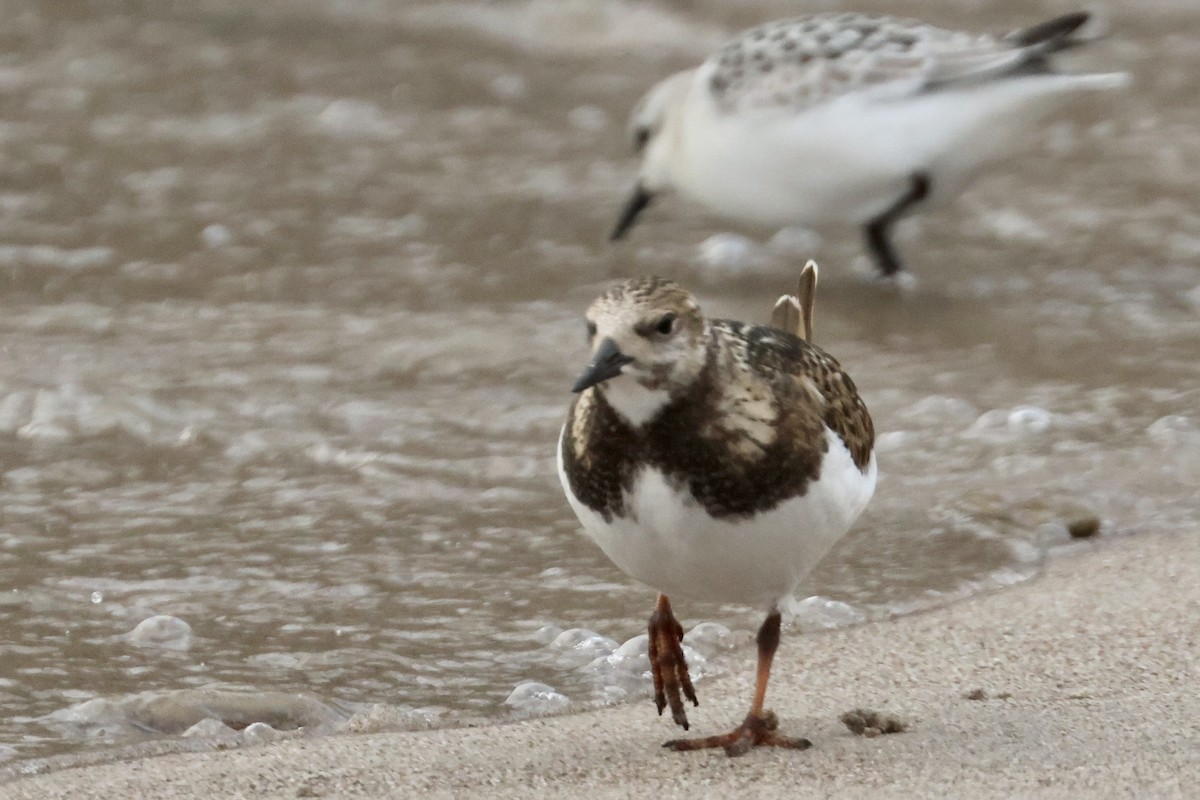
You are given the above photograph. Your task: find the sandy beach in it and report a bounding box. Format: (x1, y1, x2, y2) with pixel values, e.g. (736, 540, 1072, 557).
(4, 527, 1196, 799)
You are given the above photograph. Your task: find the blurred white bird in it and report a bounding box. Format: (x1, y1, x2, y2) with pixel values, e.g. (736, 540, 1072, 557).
(611, 11, 1128, 277)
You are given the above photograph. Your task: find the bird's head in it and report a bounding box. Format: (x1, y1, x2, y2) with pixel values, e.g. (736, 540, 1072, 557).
(572, 277, 708, 426)
(610, 71, 693, 242)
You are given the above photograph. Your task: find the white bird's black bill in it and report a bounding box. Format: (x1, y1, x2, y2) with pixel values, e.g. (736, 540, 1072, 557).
(610, 185, 654, 241)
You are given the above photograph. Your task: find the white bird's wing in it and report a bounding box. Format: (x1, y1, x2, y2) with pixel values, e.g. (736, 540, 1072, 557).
(705, 12, 1099, 114)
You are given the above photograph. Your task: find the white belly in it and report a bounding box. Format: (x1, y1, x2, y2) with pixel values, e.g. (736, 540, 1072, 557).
(558, 427, 877, 609)
(675, 70, 1128, 227)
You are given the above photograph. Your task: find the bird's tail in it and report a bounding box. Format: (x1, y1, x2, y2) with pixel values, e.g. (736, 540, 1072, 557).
(1005, 11, 1104, 53)
(925, 11, 1126, 92)
(770, 260, 818, 342)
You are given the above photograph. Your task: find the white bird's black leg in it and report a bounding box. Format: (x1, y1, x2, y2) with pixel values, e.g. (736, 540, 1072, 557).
(862, 173, 931, 278)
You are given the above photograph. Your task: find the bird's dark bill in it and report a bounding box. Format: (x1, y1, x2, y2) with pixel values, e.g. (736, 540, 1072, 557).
(572, 337, 634, 393)
(610, 185, 654, 241)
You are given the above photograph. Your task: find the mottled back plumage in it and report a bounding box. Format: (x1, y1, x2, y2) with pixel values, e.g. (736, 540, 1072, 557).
(561, 277, 872, 524)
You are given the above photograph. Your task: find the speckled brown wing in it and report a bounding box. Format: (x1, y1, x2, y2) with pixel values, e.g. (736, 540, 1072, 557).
(626, 320, 874, 520)
(713, 321, 874, 472)
(799, 345, 875, 471)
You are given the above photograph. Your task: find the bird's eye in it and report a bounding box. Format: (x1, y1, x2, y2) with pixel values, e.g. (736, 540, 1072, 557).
(655, 313, 676, 335)
(633, 126, 651, 153)
(585, 320, 597, 340)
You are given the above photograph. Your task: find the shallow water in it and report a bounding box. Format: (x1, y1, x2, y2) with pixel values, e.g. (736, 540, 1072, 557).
(1, 0, 1199, 764)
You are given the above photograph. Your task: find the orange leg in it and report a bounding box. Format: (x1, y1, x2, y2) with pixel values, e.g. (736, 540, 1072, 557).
(647, 594, 698, 729)
(664, 608, 811, 757)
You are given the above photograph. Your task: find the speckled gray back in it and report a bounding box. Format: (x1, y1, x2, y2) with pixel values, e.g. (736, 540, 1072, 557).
(704, 13, 1054, 114)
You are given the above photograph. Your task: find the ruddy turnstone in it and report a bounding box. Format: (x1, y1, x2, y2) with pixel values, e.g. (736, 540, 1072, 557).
(610, 11, 1128, 277)
(557, 263, 876, 755)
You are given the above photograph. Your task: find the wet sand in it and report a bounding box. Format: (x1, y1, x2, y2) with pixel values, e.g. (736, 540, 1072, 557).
(5, 527, 1195, 799)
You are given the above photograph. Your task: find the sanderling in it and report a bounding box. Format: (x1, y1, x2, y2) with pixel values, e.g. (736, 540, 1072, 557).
(611, 11, 1128, 277)
(557, 262, 877, 755)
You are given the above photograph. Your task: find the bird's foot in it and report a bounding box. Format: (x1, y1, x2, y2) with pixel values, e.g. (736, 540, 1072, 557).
(648, 597, 698, 730)
(663, 709, 812, 757)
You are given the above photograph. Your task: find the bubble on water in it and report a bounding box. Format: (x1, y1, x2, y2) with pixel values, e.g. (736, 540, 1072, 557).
(43, 688, 343, 746)
(490, 74, 526, 100)
(1185, 284, 1200, 310)
(784, 596, 867, 630)
(343, 703, 446, 734)
(599, 685, 629, 704)
(766, 226, 822, 254)
(247, 652, 303, 670)
(969, 410, 1004, 434)
(181, 718, 237, 739)
(41, 697, 117, 740)
(124, 615, 193, 651)
(567, 104, 609, 132)
(680, 645, 707, 674)
(1008, 538, 1044, 564)
(0, 391, 35, 434)
(224, 431, 271, 462)
(685, 622, 750, 656)
(532, 625, 562, 645)
(608, 633, 648, 664)
(200, 223, 233, 249)
(549, 628, 618, 657)
(1147, 414, 1200, 445)
(504, 681, 569, 714)
(242, 721, 280, 745)
(1006, 406, 1054, 434)
(969, 406, 1056, 439)
(583, 632, 711, 687)
(874, 430, 913, 453)
(17, 388, 74, 442)
(981, 207, 1050, 243)
(329, 213, 426, 242)
(90, 591, 103, 604)
(902, 395, 979, 426)
(2, 244, 115, 272)
(315, 98, 407, 138)
(581, 633, 645, 681)
(695, 233, 764, 280)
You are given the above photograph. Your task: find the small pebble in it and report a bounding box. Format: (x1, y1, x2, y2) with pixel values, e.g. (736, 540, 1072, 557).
(841, 708, 907, 736)
(1067, 517, 1101, 539)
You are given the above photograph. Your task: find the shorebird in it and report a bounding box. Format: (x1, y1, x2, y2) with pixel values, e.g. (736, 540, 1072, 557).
(557, 263, 876, 755)
(610, 11, 1128, 277)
